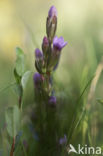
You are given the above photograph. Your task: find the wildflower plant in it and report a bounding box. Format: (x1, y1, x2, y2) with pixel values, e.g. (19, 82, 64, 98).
(1, 3, 103, 156)
(4, 5, 67, 156)
(33, 5, 67, 155)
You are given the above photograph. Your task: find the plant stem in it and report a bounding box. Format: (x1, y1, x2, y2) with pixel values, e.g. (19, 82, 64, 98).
(10, 137, 15, 156)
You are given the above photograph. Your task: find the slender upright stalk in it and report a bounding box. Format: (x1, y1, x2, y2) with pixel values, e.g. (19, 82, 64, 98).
(33, 6, 67, 155)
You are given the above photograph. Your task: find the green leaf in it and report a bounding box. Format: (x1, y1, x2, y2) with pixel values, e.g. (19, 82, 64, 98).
(14, 68, 21, 84)
(82, 118, 88, 143)
(15, 47, 25, 76)
(21, 71, 31, 90)
(5, 105, 20, 138)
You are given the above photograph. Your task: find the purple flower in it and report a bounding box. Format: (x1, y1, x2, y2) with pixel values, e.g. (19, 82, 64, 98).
(35, 49, 44, 73)
(42, 37, 49, 46)
(48, 6, 57, 18)
(53, 36, 67, 51)
(35, 48, 43, 60)
(59, 135, 67, 145)
(42, 37, 49, 53)
(47, 6, 57, 41)
(49, 96, 56, 107)
(33, 72, 43, 88)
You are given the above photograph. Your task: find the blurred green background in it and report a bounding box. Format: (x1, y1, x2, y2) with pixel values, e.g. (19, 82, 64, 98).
(0, 0, 103, 153)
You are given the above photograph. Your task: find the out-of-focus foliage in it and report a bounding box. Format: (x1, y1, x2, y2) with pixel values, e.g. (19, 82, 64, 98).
(0, 0, 103, 155)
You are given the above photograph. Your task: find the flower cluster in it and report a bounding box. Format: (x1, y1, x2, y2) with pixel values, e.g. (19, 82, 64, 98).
(33, 6, 67, 104)
(32, 6, 68, 155)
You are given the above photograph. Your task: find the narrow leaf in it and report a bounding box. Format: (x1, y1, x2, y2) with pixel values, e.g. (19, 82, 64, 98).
(21, 71, 31, 90)
(5, 105, 20, 138)
(15, 47, 25, 76)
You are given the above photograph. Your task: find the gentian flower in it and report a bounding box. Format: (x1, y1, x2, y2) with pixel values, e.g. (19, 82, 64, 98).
(32, 5, 68, 154)
(53, 36, 67, 51)
(42, 37, 49, 54)
(33, 72, 43, 88)
(46, 6, 57, 41)
(48, 6, 57, 18)
(35, 48, 45, 73)
(35, 48, 43, 60)
(49, 96, 56, 107)
(47, 36, 67, 71)
(59, 135, 67, 145)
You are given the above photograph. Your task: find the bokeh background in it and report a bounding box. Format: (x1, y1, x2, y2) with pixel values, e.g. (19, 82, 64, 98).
(0, 0, 103, 154)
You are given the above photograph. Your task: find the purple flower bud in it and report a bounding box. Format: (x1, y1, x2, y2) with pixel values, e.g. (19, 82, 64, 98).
(42, 37, 49, 53)
(49, 96, 56, 107)
(35, 48, 43, 60)
(35, 49, 45, 73)
(48, 6, 57, 18)
(43, 37, 49, 46)
(59, 135, 67, 145)
(33, 72, 43, 88)
(46, 6, 57, 41)
(47, 36, 67, 71)
(53, 36, 67, 51)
